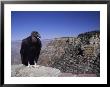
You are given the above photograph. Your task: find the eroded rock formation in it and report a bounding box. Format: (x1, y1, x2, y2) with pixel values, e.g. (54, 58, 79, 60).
(38, 30, 100, 76)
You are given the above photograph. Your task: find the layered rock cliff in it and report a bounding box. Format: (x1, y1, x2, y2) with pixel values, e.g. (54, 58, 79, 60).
(38, 30, 100, 76)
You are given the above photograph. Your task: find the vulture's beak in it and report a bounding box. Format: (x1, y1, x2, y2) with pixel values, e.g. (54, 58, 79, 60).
(37, 33, 41, 38)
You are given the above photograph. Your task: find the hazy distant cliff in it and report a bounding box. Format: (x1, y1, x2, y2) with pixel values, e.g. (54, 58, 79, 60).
(11, 39, 51, 64)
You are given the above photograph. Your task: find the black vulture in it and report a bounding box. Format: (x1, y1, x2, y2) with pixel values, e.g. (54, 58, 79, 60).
(20, 31, 42, 66)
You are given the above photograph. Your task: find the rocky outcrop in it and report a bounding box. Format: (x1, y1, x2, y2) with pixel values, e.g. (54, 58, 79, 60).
(38, 30, 100, 76)
(11, 64, 97, 77)
(11, 64, 61, 77)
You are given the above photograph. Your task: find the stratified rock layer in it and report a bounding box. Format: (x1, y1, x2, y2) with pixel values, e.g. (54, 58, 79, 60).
(38, 31, 100, 76)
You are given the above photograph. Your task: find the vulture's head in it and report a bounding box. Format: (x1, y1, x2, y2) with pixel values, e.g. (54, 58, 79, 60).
(31, 31, 41, 43)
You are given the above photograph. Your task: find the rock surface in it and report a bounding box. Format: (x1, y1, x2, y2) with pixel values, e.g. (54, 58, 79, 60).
(11, 64, 97, 77)
(11, 64, 61, 77)
(38, 30, 100, 76)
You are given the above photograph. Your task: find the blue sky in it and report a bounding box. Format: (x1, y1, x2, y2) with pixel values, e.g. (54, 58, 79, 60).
(11, 11, 100, 40)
